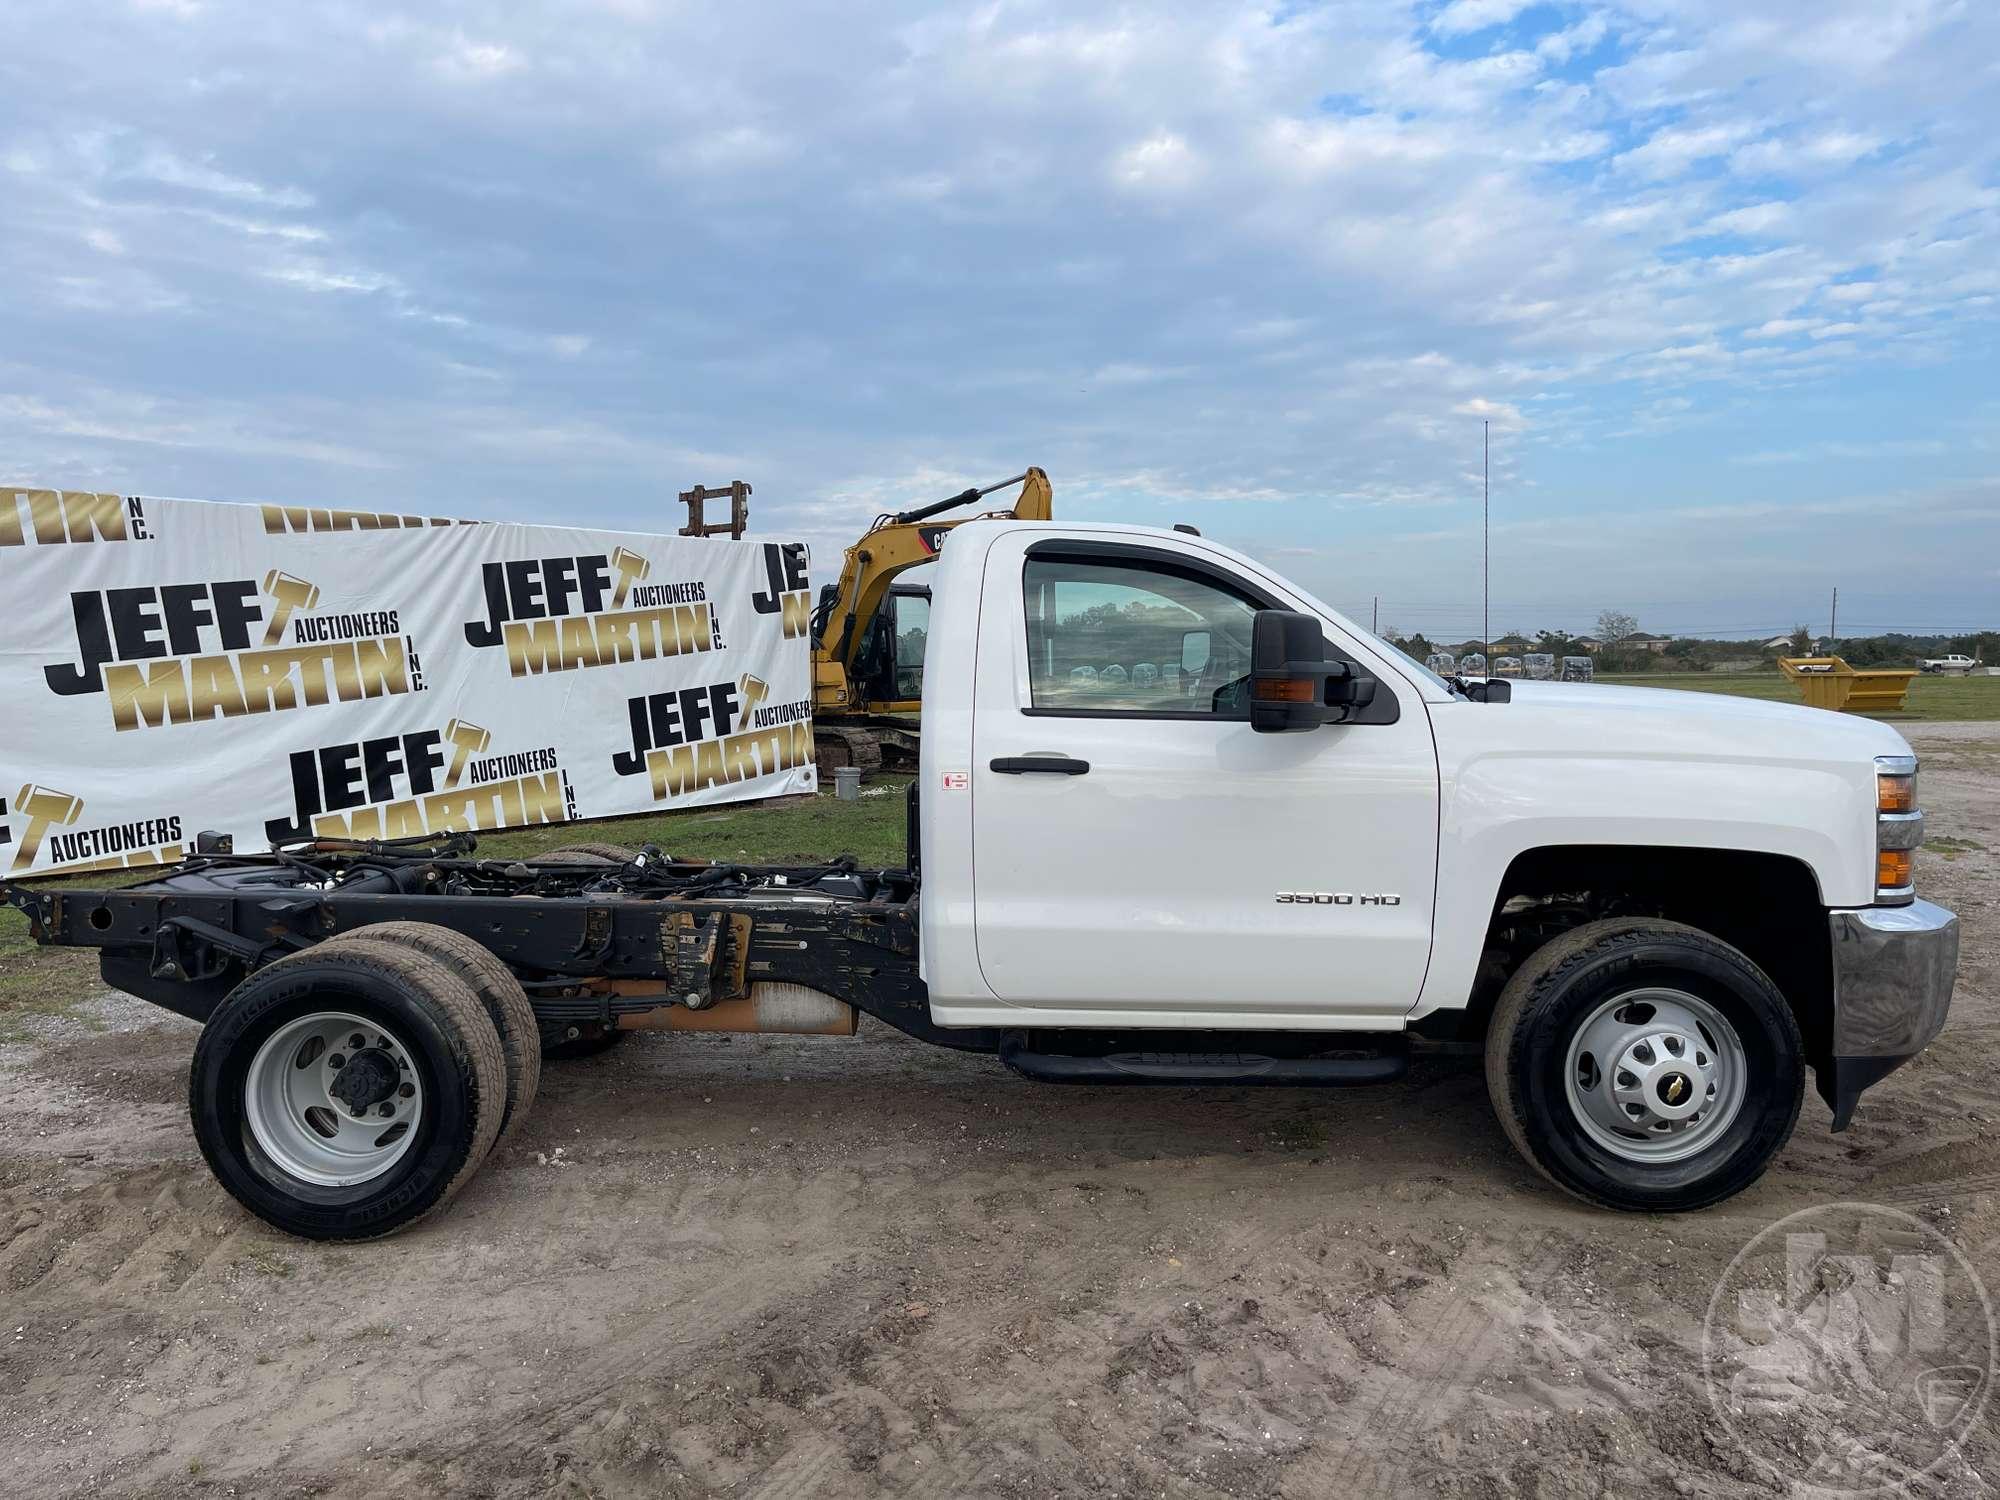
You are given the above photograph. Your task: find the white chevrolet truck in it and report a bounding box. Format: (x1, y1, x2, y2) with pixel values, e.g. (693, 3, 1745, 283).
(1921, 653, 1982, 674)
(2, 519, 1960, 1239)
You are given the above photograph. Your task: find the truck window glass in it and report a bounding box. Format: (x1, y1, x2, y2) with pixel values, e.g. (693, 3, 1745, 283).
(893, 593, 929, 700)
(1023, 556, 1261, 714)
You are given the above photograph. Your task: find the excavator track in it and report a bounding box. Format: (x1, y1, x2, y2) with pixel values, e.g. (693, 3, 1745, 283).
(812, 725, 884, 774)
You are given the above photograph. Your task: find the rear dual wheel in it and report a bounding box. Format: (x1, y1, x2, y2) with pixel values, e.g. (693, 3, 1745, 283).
(323, 922, 540, 1148)
(191, 926, 540, 1240)
(1485, 919, 1804, 1212)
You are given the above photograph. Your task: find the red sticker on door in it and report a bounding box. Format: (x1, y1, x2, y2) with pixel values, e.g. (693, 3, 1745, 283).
(941, 771, 968, 790)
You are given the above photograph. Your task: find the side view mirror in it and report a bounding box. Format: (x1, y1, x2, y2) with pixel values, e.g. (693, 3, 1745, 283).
(1180, 629, 1212, 674)
(1249, 610, 1377, 732)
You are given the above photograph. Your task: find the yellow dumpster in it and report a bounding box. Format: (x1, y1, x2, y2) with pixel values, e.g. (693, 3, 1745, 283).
(1777, 656, 1918, 713)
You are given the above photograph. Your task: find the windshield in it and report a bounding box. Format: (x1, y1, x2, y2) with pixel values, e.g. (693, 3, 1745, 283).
(1362, 629, 1457, 695)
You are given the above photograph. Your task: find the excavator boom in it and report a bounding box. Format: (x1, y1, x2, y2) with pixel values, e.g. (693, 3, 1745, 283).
(811, 467, 1050, 770)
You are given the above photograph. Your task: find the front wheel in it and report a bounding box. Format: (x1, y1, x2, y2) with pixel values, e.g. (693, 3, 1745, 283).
(1485, 919, 1804, 1212)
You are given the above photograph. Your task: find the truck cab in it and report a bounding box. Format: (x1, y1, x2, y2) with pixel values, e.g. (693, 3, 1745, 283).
(917, 520, 1957, 1205)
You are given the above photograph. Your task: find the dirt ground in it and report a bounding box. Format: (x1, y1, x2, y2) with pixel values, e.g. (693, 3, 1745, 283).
(3, 726, 1996, 1499)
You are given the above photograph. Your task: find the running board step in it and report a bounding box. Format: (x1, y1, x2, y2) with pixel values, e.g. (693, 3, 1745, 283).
(998, 1036, 1408, 1087)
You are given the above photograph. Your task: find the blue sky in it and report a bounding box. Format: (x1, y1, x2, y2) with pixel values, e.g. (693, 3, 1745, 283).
(2, 0, 1995, 640)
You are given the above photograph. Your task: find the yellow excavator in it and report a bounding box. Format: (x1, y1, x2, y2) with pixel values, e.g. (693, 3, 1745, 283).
(812, 467, 1052, 771)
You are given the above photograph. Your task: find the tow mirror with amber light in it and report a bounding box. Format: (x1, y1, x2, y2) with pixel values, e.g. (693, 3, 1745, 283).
(1249, 610, 1376, 732)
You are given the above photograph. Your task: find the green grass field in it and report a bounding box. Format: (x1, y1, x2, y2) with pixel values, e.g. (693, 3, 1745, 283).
(1594, 671, 2000, 721)
(476, 778, 913, 866)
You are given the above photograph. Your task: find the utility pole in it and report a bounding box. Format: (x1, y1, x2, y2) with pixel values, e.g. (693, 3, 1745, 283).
(1483, 420, 1490, 663)
(1372, 596, 1379, 634)
(1828, 586, 1839, 650)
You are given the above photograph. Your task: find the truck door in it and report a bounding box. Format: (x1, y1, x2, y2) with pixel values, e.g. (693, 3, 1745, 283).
(969, 535, 1438, 1025)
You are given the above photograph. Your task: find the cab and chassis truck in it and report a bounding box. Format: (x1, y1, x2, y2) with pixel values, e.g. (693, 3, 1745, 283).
(1, 520, 1961, 1239)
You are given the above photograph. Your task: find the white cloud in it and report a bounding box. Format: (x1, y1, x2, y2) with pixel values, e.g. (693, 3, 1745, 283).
(1454, 397, 1526, 432)
(264, 262, 396, 295)
(667, 125, 792, 174)
(1430, 0, 1536, 38)
(131, 145, 312, 207)
(437, 37, 526, 81)
(1702, 201, 1792, 237)
(1615, 123, 1754, 181)
(1731, 130, 1884, 177)
(1111, 132, 1200, 192)
(1536, 13, 1611, 63)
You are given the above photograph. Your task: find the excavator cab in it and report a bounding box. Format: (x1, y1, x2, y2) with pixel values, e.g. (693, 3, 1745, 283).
(848, 584, 932, 707)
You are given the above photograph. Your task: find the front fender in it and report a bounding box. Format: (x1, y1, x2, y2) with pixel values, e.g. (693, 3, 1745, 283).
(1414, 730, 1875, 1019)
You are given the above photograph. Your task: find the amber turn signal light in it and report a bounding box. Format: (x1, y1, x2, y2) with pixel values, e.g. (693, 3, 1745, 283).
(1877, 848, 1914, 890)
(1877, 774, 1915, 814)
(1253, 678, 1315, 703)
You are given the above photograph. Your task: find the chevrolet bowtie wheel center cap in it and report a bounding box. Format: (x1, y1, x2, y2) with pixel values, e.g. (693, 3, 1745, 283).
(1564, 988, 1750, 1165)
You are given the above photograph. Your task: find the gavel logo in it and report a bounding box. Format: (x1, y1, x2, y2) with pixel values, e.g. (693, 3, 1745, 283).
(10, 783, 84, 872)
(737, 673, 770, 722)
(443, 719, 492, 788)
(261, 570, 321, 645)
(610, 546, 651, 607)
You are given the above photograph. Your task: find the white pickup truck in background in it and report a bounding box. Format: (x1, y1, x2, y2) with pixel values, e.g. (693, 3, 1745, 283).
(1920, 653, 1983, 674)
(4, 516, 1964, 1238)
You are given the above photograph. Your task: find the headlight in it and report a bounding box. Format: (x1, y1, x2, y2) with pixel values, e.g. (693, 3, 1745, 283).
(1874, 754, 1921, 903)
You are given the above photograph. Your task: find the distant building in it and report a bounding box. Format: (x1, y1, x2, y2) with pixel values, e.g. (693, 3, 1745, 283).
(1571, 635, 1601, 653)
(1620, 631, 1670, 655)
(1763, 634, 1820, 653)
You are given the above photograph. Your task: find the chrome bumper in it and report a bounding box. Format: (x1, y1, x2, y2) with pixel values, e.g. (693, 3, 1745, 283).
(1821, 898, 1959, 1129)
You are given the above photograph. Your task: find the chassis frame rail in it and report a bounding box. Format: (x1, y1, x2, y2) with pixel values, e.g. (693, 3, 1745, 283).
(0, 870, 950, 1042)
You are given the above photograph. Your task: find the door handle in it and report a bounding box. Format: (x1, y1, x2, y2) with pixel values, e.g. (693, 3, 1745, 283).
(989, 756, 1090, 776)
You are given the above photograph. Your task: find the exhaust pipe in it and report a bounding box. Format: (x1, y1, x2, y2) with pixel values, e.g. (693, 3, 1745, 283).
(614, 982, 857, 1037)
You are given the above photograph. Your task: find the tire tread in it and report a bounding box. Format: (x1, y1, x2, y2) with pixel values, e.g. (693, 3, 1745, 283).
(191, 939, 507, 1239)
(324, 923, 540, 1150)
(1483, 917, 1804, 1212)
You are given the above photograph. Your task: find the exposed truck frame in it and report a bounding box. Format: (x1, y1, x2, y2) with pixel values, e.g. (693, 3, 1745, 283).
(1, 806, 1415, 1073)
(3, 835, 931, 1042)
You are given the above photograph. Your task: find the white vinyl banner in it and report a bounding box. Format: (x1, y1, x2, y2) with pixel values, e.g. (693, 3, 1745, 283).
(0, 489, 818, 875)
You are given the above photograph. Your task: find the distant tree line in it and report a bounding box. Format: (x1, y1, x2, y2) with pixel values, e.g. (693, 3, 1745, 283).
(1379, 617, 1998, 675)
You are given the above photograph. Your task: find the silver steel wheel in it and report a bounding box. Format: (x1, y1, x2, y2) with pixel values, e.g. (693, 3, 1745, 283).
(244, 1011, 425, 1187)
(1563, 987, 1748, 1164)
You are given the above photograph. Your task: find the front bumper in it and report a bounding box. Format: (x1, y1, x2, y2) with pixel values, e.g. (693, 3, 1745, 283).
(1819, 898, 1960, 1130)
